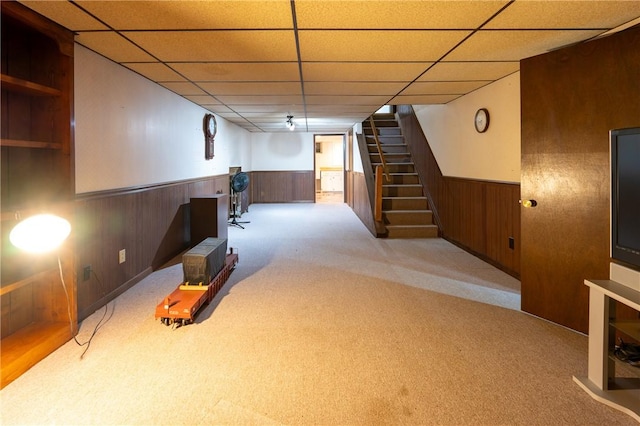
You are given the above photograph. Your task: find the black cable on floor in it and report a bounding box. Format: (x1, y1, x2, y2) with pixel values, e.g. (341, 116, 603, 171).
(59, 257, 114, 359)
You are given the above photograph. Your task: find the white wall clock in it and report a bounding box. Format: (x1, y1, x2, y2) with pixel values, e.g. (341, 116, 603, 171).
(203, 113, 217, 160)
(474, 108, 490, 133)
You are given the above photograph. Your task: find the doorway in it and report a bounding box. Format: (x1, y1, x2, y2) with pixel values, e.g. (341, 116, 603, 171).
(314, 134, 345, 203)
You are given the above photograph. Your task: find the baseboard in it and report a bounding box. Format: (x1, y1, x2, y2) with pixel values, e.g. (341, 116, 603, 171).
(78, 266, 153, 321)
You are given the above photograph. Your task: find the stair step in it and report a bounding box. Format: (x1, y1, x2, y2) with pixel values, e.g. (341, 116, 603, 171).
(382, 184, 423, 197)
(383, 209, 433, 225)
(365, 120, 398, 128)
(370, 153, 412, 163)
(365, 135, 404, 143)
(388, 173, 420, 184)
(364, 114, 437, 239)
(372, 113, 396, 120)
(386, 224, 439, 239)
(382, 196, 428, 210)
(373, 162, 415, 173)
(364, 127, 402, 136)
(367, 143, 409, 154)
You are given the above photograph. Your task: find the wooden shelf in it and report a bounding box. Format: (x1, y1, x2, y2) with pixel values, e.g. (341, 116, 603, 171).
(0, 267, 57, 296)
(1, 73, 61, 97)
(611, 320, 640, 342)
(580, 278, 640, 422)
(0, 138, 62, 150)
(0, 321, 73, 388)
(1, 1, 76, 389)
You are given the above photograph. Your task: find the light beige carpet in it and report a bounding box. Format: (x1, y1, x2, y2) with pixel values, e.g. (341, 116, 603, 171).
(1, 202, 636, 425)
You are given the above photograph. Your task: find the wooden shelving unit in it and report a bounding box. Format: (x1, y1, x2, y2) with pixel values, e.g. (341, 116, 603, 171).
(1, 1, 76, 389)
(573, 279, 640, 422)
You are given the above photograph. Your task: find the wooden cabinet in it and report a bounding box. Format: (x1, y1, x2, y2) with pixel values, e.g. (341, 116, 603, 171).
(1, 1, 76, 389)
(190, 195, 229, 246)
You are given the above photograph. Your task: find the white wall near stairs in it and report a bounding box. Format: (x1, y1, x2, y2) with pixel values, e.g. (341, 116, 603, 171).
(413, 72, 521, 183)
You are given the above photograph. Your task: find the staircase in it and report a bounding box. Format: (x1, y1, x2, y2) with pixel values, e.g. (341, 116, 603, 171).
(363, 113, 438, 238)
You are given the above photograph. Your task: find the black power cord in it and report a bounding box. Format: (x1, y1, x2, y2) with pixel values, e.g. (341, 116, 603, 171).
(59, 257, 114, 358)
(614, 338, 640, 367)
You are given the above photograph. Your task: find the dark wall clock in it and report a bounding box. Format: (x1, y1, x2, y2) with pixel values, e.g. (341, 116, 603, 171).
(203, 113, 217, 160)
(474, 108, 490, 133)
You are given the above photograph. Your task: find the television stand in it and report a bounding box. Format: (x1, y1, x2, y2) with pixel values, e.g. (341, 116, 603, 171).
(573, 278, 640, 422)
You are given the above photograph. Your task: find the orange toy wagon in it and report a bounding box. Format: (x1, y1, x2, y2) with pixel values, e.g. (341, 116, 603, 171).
(155, 238, 238, 327)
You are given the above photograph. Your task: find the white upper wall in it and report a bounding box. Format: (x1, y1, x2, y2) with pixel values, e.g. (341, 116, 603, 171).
(75, 43, 519, 190)
(249, 132, 315, 171)
(74, 44, 251, 194)
(413, 72, 521, 183)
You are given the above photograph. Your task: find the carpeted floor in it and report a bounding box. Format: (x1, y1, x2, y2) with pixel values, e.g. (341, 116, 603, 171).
(1, 202, 636, 425)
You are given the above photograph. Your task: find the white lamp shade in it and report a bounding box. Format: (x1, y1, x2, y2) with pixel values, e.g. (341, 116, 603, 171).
(9, 214, 71, 253)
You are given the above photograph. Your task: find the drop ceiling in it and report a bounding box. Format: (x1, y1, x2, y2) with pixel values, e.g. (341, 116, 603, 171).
(17, 0, 640, 133)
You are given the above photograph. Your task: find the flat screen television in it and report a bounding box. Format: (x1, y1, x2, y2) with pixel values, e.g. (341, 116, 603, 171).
(610, 127, 640, 271)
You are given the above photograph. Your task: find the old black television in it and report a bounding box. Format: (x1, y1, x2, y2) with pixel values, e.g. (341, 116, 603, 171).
(610, 127, 640, 271)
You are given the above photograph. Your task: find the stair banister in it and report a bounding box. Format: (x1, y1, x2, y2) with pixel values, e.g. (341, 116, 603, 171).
(355, 132, 387, 237)
(368, 116, 390, 182)
(375, 165, 383, 222)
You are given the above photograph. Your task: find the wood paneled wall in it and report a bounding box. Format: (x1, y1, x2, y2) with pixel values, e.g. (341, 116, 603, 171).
(398, 105, 521, 278)
(74, 175, 229, 320)
(250, 171, 314, 203)
(520, 25, 640, 333)
(348, 171, 377, 236)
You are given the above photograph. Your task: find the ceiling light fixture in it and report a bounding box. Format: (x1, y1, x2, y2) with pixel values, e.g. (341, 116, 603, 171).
(286, 115, 295, 131)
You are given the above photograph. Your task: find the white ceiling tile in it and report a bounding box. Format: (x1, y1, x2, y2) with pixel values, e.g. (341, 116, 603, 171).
(419, 62, 519, 82)
(389, 94, 461, 105)
(447, 29, 604, 61)
(401, 81, 490, 96)
(215, 95, 303, 105)
(124, 30, 298, 62)
(295, 0, 510, 29)
(302, 62, 431, 82)
(75, 33, 156, 62)
(19, 1, 108, 30)
(124, 63, 187, 82)
(171, 63, 300, 82)
(299, 30, 471, 61)
(485, 1, 640, 30)
(160, 82, 207, 96)
(75, 0, 293, 29)
(17, 0, 639, 132)
(305, 82, 407, 96)
(199, 82, 302, 96)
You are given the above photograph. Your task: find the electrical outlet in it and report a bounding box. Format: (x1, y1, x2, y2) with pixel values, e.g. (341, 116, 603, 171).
(119, 249, 126, 264)
(83, 265, 91, 281)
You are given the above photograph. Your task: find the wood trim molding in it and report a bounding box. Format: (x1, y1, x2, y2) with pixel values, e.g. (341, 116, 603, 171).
(75, 175, 228, 201)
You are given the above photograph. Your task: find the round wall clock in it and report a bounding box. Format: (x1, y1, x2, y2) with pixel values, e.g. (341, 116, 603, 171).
(474, 108, 490, 133)
(204, 113, 217, 139)
(203, 113, 217, 160)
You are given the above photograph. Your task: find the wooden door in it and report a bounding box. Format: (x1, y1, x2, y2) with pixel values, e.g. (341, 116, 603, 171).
(520, 26, 640, 333)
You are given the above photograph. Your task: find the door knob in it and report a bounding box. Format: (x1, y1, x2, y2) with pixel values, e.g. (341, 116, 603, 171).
(520, 199, 537, 208)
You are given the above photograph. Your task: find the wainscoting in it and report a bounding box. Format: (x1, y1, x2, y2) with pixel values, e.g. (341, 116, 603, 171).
(74, 170, 316, 320)
(397, 105, 521, 278)
(74, 175, 229, 320)
(348, 171, 376, 236)
(250, 171, 314, 203)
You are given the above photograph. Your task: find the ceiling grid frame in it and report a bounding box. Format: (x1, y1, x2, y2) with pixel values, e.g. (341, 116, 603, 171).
(16, 0, 640, 132)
